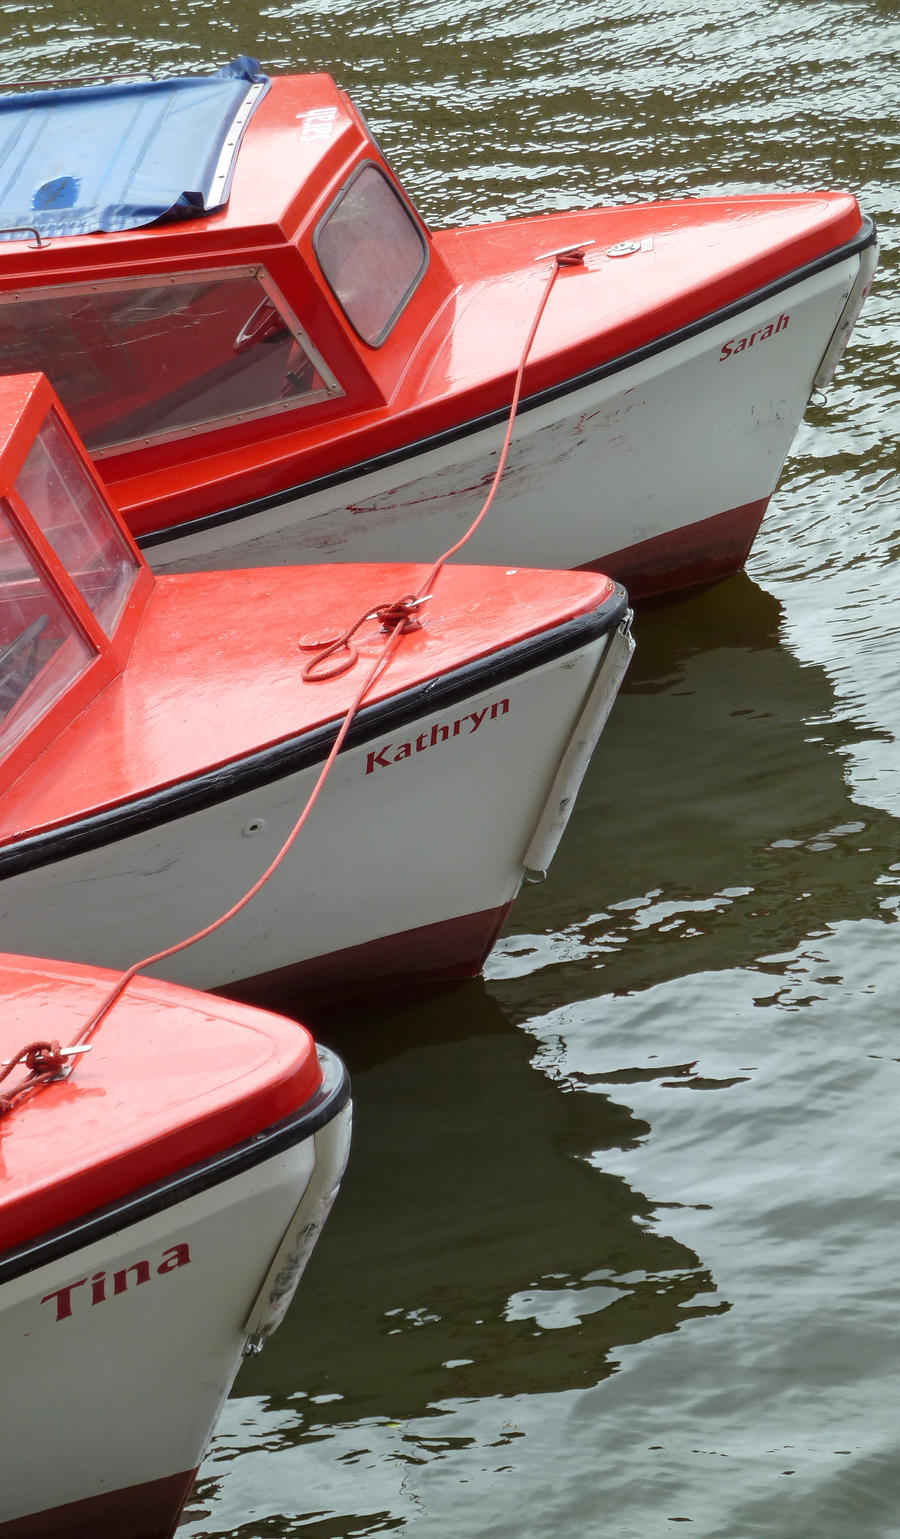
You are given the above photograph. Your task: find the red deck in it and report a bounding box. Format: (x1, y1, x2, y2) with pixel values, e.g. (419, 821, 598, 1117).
(0, 561, 616, 844)
(0, 954, 322, 1251)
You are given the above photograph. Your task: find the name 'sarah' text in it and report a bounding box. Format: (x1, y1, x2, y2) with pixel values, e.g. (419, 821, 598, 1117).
(720, 311, 790, 361)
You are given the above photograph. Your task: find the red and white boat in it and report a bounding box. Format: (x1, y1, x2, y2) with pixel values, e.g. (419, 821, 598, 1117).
(0, 61, 877, 599)
(0, 371, 632, 1002)
(0, 950, 351, 1539)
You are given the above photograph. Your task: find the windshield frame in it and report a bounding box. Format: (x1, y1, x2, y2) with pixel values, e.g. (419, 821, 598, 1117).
(0, 264, 344, 459)
(313, 160, 430, 347)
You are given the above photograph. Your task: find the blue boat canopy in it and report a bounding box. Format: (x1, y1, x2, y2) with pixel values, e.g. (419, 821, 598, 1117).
(0, 57, 269, 240)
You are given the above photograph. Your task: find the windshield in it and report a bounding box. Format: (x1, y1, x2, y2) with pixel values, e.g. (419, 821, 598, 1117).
(0, 267, 339, 455)
(315, 163, 428, 345)
(0, 501, 94, 762)
(15, 410, 140, 634)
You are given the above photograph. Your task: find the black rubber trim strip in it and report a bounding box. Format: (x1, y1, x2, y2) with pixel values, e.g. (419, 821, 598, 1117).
(0, 1046, 350, 1287)
(0, 585, 628, 879)
(138, 217, 876, 551)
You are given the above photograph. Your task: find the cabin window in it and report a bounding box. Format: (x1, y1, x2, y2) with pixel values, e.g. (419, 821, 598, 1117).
(0, 501, 94, 761)
(315, 163, 428, 346)
(0, 268, 341, 456)
(15, 411, 140, 635)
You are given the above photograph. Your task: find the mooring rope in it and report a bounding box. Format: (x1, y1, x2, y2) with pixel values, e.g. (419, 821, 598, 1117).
(0, 246, 587, 1115)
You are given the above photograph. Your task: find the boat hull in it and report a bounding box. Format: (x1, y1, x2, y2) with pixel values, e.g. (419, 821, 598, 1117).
(0, 1058, 351, 1539)
(140, 248, 865, 598)
(0, 620, 632, 1001)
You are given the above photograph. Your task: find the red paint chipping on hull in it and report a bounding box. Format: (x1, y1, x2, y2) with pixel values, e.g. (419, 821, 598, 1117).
(580, 498, 770, 601)
(0, 1470, 198, 1539)
(220, 902, 514, 1010)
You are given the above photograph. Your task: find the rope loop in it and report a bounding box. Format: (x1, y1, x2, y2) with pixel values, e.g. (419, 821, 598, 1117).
(300, 635, 361, 682)
(298, 605, 379, 682)
(300, 594, 431, 682)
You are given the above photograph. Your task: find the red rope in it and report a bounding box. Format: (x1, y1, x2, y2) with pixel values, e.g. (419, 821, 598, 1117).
(416, 249, 577, 598)
(71, 614, 412, 1051)
(0, 1040, 66, 1118)
(3, 248, 584, 1112)
(299, 248, 582, 677)
(299, 593, 428, 681)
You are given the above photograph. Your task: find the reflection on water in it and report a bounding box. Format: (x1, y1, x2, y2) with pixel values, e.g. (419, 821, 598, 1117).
(493, 573, 899, 1015)
(241, 987, 721, 1422)
(0, 1, 898, 1536)
(182, 984, 724, 1537)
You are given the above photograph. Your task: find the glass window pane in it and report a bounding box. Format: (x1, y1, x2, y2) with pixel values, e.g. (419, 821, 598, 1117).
(316, 164, 428, 345)
(0, 269, 333, 454)
(0, 502, 94, 761)
(16, 411, 140, 635)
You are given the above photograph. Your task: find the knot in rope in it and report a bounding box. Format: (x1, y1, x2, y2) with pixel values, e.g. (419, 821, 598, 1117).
(24, 1040, 66, 1076)
(372, 593, 429, 634)
(0, 1039, 65, 1083)
(0, 1039, 66, 1119)
(300, 593, 431, 682)
(555, 246, 588, 267)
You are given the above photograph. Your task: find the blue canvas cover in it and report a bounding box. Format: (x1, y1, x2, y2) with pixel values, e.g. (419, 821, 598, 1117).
(0, 57, 269, 240)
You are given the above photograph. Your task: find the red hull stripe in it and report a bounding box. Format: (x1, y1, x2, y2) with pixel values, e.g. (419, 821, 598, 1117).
(581, 497, 770, 600)
(0, 1469, 198, 1539)
(221, 901, 515, 1009)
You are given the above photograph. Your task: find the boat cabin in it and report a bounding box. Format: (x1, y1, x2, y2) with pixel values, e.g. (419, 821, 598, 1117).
(0, 64, 456, 535)
(0, 63, 873, 591)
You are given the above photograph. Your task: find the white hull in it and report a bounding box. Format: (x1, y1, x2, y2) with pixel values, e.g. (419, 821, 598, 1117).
(0, 1075, 351, 1539)
(0, 623, 632, 998)
(144, 255, 863, 595)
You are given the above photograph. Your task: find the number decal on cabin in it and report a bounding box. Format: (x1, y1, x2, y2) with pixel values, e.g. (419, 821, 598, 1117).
(297, 107, 338, 141)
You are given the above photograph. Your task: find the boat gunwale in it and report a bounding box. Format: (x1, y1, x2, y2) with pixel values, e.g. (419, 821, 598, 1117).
(0, 1044, 350, 1286)
(135, 216, 877, 550)
(0, 585, 630, 877)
